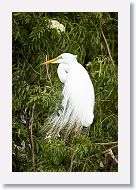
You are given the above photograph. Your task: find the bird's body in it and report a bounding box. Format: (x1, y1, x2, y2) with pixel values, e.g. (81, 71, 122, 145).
(42, 53, 95, 137)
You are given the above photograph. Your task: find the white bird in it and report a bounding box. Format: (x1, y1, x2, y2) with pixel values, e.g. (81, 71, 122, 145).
(42, 53, 95, 137)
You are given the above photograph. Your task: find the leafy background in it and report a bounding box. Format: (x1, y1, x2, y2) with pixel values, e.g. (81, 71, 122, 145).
(12, 12, 118, 172)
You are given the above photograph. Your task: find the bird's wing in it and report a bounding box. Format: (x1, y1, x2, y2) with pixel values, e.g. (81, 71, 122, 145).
(57, 64, 69, 83)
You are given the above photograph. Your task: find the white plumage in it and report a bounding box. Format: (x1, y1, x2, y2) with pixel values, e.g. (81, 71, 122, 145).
(42, 53, 95, 136)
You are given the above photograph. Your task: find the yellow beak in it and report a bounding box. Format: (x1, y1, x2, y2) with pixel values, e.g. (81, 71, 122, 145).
(41, 57, 60, 65)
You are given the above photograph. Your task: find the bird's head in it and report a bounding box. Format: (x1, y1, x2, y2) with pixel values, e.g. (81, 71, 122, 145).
(41, 53, 77, 65)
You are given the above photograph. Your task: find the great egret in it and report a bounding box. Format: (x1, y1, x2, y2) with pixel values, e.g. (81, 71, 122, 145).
(42, 53, 95, 137)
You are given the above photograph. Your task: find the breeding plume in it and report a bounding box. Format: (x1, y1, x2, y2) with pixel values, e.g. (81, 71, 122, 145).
(42, 53, 95, 137)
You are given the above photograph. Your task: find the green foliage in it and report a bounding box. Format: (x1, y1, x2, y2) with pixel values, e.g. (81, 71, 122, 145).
(88, 56, 118, 142)
(12, 12, 118, 172)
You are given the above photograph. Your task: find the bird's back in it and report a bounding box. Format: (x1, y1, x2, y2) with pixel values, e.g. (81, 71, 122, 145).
(62, 62, 95, 127)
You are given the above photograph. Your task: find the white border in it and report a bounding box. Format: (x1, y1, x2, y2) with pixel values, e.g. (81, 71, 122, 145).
(0, 0, 130, 184)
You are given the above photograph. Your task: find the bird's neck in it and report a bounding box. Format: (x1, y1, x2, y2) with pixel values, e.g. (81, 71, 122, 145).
(72, 59, 78, 64)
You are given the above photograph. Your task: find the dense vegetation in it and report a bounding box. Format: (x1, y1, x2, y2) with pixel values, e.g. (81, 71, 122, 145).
(12, 12, 118, 172)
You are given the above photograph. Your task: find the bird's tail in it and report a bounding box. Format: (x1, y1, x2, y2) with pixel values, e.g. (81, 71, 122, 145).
(41, 104, 83, 139)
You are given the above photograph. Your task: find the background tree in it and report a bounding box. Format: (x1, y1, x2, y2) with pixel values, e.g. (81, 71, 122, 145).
(12, 12, 118, 172)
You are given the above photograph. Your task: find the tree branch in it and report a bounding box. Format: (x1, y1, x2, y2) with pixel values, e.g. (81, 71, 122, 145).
(95, 141, 118, 145)
(45, 55, 52, 86)
(69, 149, 78, 172)
(101, 29, 114, 65)
(28, 103, 36, 171)
(102, 146, 118, 164)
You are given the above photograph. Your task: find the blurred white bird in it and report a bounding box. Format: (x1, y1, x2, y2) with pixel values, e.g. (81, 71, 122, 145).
(42, 53, 95, 137)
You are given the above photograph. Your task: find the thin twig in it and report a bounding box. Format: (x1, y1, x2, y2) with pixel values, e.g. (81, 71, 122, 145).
(28, 103, 36, 171)
(45, 55, 52, 86)
(95, 141, 118, 145)
(69, 149, 78, 172)
(82, 159, 87, 172)
(101, 29, 114, 65)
